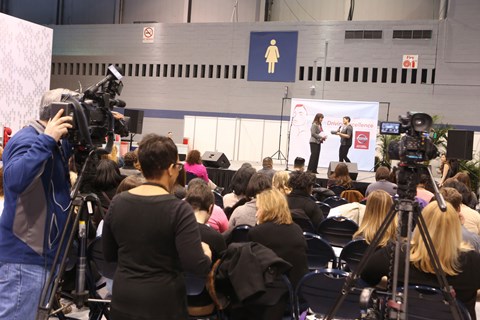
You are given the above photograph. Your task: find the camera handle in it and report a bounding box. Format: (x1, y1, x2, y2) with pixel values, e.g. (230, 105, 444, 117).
(36, 150, 110, 320)
(325, 166, 463, 320)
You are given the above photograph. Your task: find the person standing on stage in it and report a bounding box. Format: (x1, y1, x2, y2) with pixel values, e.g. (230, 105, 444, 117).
(307, 113, 326, 174)
(335, 116, 353, 162)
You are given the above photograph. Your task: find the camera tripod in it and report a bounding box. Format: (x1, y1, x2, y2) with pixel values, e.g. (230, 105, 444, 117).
(325, 163, 465, 320)
(36, 150, 111, 320)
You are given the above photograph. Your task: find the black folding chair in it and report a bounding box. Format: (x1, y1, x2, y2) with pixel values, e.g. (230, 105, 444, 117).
(303, 232, 336, 270)
(397, 285, 471, 320)
(213, 190, 224, 209)
(323, 195, 349, 208)
(228, 224, 251, 243)
(339, 239, 369, 272)
(317, 216, 359, 248)
(315, 201, 331, 219)
(295, 268, 365, 320)
(328, 185, 346, 196)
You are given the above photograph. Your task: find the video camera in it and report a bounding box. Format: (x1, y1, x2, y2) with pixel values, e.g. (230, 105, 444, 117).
(49, 65, 129, 154)
(380, 112, 438, 163)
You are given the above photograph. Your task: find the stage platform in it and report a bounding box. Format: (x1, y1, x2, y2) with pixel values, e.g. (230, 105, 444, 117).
(206, 161, 377, 196)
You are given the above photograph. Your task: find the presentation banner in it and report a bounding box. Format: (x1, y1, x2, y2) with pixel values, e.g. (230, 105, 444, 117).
(288, 99, 379, 171)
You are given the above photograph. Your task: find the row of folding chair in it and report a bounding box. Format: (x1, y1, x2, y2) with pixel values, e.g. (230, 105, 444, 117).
(295, 268, 471, 320)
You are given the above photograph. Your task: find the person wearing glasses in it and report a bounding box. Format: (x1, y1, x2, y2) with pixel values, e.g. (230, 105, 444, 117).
(102, 134, 212, 320)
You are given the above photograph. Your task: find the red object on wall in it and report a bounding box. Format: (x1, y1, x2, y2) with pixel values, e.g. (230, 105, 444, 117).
(3, 127, 12, 147)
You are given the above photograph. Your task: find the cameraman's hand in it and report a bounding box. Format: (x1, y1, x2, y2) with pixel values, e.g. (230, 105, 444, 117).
(111, 111, 124, 120)
(44, 109, 73, 142)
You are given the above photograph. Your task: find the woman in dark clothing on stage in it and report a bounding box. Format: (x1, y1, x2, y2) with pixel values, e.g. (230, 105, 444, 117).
(361, 201, 480, 320)
(307, 113, 326, 174)
(102, 134, 212, 320)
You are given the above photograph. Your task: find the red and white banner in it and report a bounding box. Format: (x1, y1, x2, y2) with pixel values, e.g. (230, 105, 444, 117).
(288, 99, 379, 171)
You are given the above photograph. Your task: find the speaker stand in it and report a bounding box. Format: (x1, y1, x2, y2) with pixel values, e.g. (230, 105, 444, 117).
(128, 133, 136, 151)
(271, 97, 290, 164)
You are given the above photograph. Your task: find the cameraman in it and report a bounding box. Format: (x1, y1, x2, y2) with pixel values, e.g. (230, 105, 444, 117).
(0, 88, 74, 319)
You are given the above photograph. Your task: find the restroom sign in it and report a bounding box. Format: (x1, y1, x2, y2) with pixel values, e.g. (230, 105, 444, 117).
(402, 55, 418, 69)
(143, 27, 155, 43)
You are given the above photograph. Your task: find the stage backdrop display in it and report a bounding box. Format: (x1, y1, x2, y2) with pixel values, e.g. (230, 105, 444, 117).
(288, 99, 379, 171)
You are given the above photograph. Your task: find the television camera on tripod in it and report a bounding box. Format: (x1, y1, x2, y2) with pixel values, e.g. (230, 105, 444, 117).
(36, 65, 129, 320)
(324, 112, 470, 320)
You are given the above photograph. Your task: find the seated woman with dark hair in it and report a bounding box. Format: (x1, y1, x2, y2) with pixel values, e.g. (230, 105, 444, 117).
(184, 149, 209, 183)
(102, 134, 212, 320)
(327, 162, 353, 190)
(92, 158, 125, 225)
(228, 172, 272, 229)
(361, 201, 480, 320)
(453, 172, 478, 209)
(223, 163, 256, 209)
(286, 171, 324, 230)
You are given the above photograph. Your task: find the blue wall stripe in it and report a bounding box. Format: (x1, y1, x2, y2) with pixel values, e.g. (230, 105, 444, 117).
(117, 108, 480, 132)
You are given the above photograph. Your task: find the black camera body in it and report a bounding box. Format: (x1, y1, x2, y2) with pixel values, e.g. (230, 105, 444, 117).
(49, 65, 129, 151)
(382, 112, 438, 163)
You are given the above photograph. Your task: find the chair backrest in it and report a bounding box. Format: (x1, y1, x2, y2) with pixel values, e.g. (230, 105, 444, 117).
(229, 224, 251, 243)
(339, 239, 369, 272)
(186, 171, 200, 184)
(340, 189, 364, 203)
(400, 285, 471, 320)
(323, 196, 349, 208)
(317, 216, 359, 248)
(291, 208, 316, 234)
(212, 190, 224, 209)
(303, 232, 336, 270)
(296, 268, 362, 319)
(88, 237, 117, 279)
(315, 201, 331, 219)
(328, 185, 346, 196)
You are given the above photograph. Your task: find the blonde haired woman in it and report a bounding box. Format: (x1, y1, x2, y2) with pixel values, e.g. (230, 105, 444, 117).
(361, 201, 480, 319)
(245, 188, 308, 319)
(272, 170, 291, 195)
(353, 190, 395, 247)
(249, 189, 308, 287)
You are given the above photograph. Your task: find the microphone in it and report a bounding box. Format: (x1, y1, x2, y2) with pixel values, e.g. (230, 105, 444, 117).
(110, 99, 126, 108)
(85, 65, 124, 95)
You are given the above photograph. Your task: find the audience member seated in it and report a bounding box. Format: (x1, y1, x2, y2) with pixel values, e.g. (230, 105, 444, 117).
(249, 188, 308, 288)
(102, 134, 212, 320)
(258, 156, 276, 180)
(438, 153, 459, 187)
(184, 149, 217, 190)
(272, 170, 292, 195)
(223, 163, 256, 210)
(293, 157, 305, 172)
(454, 172, 478, 209)
(327, 162, 353, 190)
(352, 190, 396, 247)
(185, 180, 227, 316)
(416, 174, 435, 203)
(440, 187, 480, 251)
(365, 166, 397, 196)
(287, 171, 324, 230)
(188, 178, 229, 234)
(173, 166, 187, 199)
(119, 151, 142, 177)
(361, 201, 480, 320)
(92, 159, 125, 226)
(327, 202, 366, 225)
(443, 178, 480, 235)
(228, 173, 272, 229)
